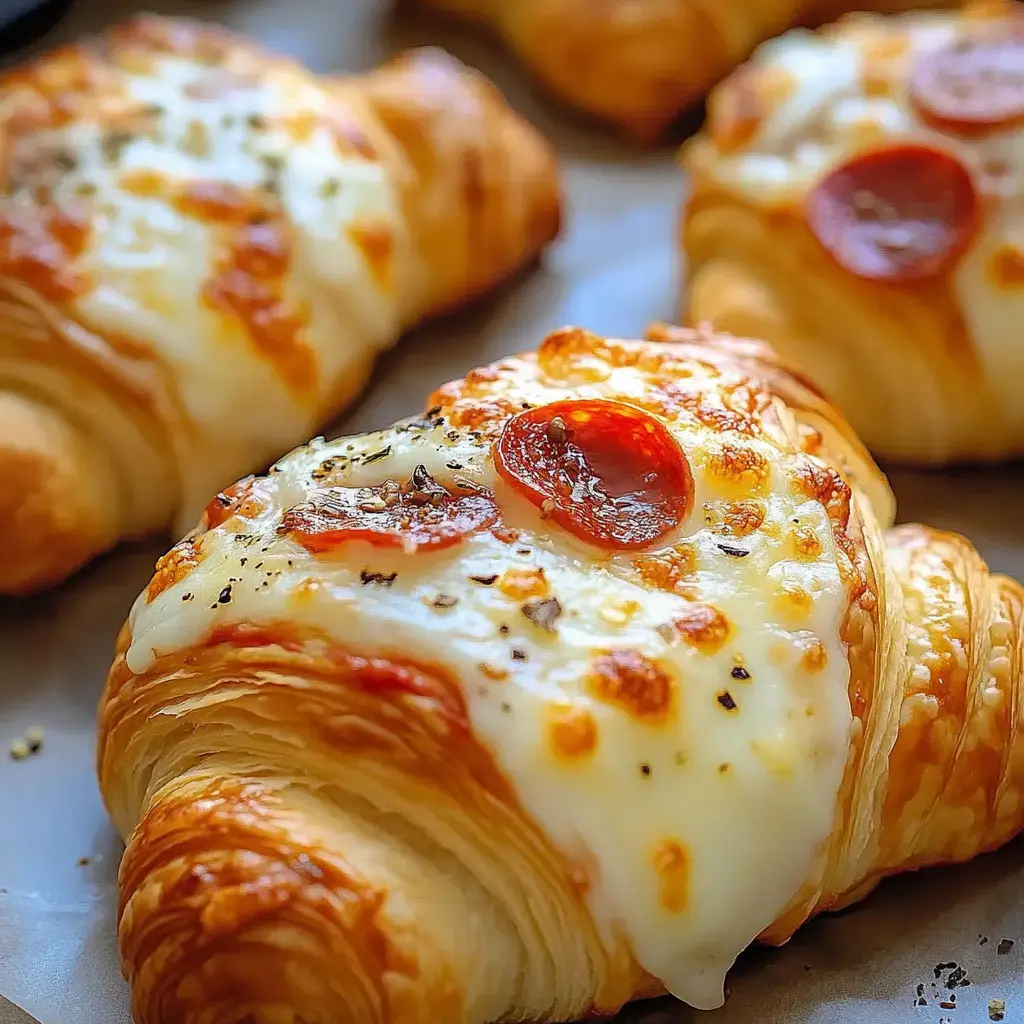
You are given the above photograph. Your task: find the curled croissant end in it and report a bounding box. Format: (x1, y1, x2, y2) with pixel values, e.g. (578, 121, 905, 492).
(0, 392, 119, 594)
(0, 18, 562, 593)
(359, 47, 562, 322)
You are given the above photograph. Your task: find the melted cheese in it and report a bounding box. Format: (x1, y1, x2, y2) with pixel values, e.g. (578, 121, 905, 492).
(0, 27, 408, 528)
(699, 8, 1024, 437)
(126, 351, 854, 1010)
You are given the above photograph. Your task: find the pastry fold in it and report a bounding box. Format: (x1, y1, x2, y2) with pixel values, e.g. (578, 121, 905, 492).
(413, 0, 956, 138)
(0, 15, 560, 593)
(683, 1, 1024, 463)
(99, 323, 1024, 1023)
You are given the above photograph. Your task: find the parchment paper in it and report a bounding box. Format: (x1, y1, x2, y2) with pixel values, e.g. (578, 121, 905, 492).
(0, 1, 1021, 1022)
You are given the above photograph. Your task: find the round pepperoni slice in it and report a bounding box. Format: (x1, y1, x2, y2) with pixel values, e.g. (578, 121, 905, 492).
(493, 399, 693, 550)
(911, 31, 1024, 132)
(279, 466, 499, 554)
(806, 144, 979, 283)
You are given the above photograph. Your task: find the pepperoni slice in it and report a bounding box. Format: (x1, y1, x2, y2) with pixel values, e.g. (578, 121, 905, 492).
(493, 399, 693, 550)
(279, 466, 499, 554)
(911, 30, 1024, 131)
(805, 144, 979, 283)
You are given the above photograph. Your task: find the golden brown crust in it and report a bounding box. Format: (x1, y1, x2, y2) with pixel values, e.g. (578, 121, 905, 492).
(356, 47, 562, 322)
(0, 392, 119, 592)
(100, 629, 641, 1024)
(415, 0, 958, 138)
(0, 18, 560, 596)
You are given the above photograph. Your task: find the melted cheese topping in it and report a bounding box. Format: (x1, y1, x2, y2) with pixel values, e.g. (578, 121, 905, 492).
(126, 342, 856, 1010)
(0, 20, 408, 526)
(697, 6, 1024, 435)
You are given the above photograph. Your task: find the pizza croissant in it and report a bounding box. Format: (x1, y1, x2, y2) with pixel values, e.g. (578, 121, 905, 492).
(683, 0, 1024, 464)
(97, 323, 1024, 1024)
(0, 15, 560, 596)
(413, 0, 956, 139)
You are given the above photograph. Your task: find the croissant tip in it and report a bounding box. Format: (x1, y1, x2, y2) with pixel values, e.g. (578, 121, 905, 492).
(0, 392, 114, 595)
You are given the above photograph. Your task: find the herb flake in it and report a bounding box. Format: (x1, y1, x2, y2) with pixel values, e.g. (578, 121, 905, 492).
(521, 597, 562, 632)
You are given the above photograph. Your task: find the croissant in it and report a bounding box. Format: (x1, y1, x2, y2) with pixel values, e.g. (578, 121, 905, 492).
(412, 0, 958, 139)
(97, 322, 1024, 1024)
(0, 14, 560, 595)
(682, 0, 1024, 464)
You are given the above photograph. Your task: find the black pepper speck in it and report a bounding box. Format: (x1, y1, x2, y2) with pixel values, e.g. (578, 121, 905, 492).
(360, 570, 397, 587)
(946, 966, 969, 988)
(717, 543, 750, 558)
(716, 691, 738, 712)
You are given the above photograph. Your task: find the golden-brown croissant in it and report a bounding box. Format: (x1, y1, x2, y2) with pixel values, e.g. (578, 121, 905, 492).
(0, 15, 560, 595)
(98, 323, 1024, 1024)
(682, 1, 1024, 464)
(413, 0, 958, 138)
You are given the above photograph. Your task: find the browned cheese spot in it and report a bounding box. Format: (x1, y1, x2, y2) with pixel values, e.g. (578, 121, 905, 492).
(792, 526, 823, 559)
(478, 663, 509, 682)
(147, 537, 201, 602)
(674, 603, 731, 654)
(498, 566, 548, 600)
(800, 638, 828, 673)
(587, 649, 675, 724)
(989, 243, 1024, 290)
(548, 704, 598, 761)
(652, 838, 690, 914)
(634, 544, 697, 595)
(704, 499, 766, 538)
(774, 583, 814, 622)
(704, 442, 770, 496)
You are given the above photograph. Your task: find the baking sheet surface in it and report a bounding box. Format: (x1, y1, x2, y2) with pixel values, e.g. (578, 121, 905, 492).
(0, 1, 1022, 1022)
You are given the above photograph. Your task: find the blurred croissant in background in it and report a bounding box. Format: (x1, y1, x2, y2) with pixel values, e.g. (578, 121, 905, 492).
(0, 14, 560, 595)
(412, 0, 958, 138)
(683, 1, 1024, 463)
(99, 323, 1024, 1023)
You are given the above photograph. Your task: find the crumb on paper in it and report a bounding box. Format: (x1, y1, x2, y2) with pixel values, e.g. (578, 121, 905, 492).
(989, 998, 1006, 1022)
(998, 938, 1015, 955)
(938, 994, 957, 1010)
(25, 725, 44, 752)
(76, 856, 91, 868)
(946, 964, 970, 988)
(8, 739, 28, 760)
